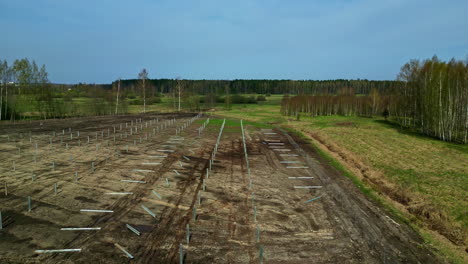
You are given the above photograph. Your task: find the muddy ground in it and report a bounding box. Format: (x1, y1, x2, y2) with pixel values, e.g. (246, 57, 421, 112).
(0, 113, 441, 263)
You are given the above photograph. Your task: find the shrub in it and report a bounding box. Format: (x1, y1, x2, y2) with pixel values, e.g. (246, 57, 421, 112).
(246, 96, 257, 104)
(200, 94, 224, 104)
(147, 97, 162, 104)
(63, 92, 73, 102)
(217, 96, 225, 103)
(127, 92, 137, 99)
(231, 94, 245, 104)
(382, 108, 389, 120)
(129, 99, 143, 105)
(230, 94, 258, 104)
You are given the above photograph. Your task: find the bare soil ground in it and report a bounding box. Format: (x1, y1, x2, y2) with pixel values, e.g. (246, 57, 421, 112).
(0, 113, 440, 263)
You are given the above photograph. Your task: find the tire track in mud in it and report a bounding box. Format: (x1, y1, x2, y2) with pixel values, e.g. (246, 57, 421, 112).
(268, 128, 439, 263)
(184, 136, 255, 264)
(238, 138, 256, 264)
(235, 127, 438, 263)
(129, 130, 256, 263)
(223, 139, 243, 263)
(136, 145, 212, 263)
(226, 139, 255, 264)
(16, 139, 171, 214)
(225, 140, 237, 262)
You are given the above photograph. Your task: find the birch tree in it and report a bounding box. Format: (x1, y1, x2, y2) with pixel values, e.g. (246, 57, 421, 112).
(176, 77, 182, 112)
(37, 64, 50, 119)
(115, 78, 121, 114)
(138, 69, 148, 113)
(12, 58, 32, 96)
(0, 60, 6, 120)
(224, 84, 231, 110)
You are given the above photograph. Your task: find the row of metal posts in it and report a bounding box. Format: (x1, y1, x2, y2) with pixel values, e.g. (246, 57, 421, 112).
(176, 113, 202, 135)
(0, 114, 233, 259)
(241, 120, 264, 263)
(197, 118, 210, 135)
(116, 115, 202, 259)
(0, 115, 261, 261)
(4, 117, 174, 182)
(180, 118, 225, 264)
(0, 116, 181, 244)
(182, 120, 263, 263)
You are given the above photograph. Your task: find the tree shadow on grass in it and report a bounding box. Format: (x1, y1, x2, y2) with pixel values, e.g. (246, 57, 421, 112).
(372, 120, 468, 153)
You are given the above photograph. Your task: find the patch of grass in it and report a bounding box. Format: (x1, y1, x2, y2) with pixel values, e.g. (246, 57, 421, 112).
(215, 104, 285, 124)
(197, 118, 274, 136)
(420, 231, 467, 264)
(241, 119, 274, 129)
(196, 116, 273, 130)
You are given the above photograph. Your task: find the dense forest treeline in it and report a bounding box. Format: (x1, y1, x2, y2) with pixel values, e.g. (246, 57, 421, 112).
(281, 56, 468, 143)
(113, 78, 401, 95)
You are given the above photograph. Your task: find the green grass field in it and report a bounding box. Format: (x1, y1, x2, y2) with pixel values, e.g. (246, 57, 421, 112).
(8, 94, 284, 117)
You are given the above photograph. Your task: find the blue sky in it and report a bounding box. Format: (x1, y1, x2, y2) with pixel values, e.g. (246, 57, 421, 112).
(0, 0, 467, 83)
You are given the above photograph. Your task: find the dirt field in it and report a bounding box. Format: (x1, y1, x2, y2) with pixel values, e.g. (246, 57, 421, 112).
(0, 113, 441, 263)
